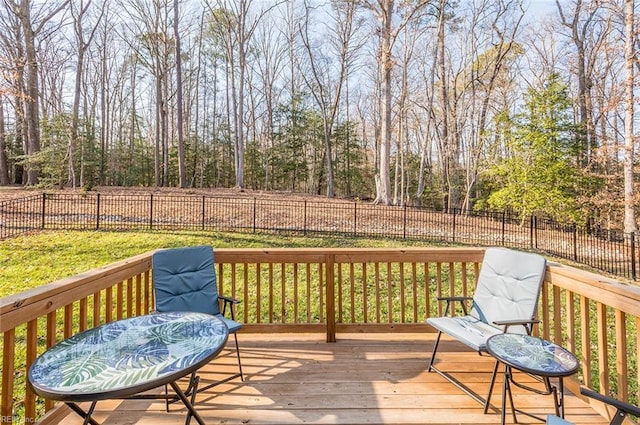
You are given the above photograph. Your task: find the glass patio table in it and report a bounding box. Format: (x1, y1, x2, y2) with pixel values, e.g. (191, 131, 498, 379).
(486, 333, 579, 425)
(28, 311, 229, 425)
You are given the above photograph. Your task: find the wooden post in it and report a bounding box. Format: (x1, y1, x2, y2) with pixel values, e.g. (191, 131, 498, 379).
(325, 254, 336, 342)
(2, 328, 15, 422)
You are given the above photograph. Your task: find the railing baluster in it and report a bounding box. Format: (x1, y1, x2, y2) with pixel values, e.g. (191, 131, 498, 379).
(45, 311, 56, 411)
(93, 292, 101, 328)
(615, 310, 628, 401)
(117, 281, 124, 320)
(135, 275, 142, 317)
(597, 302, 609, 395)
(79, 297, 88, 331)
(411, 262, 418, 323)
(580, 296, 592, 388)
(64, 304, 73, 338)
(25, 319, 37, 423)
(2, 328, 16, 422)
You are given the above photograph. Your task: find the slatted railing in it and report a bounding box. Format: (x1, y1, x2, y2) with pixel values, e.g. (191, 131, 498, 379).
(1, 247, 639, 423)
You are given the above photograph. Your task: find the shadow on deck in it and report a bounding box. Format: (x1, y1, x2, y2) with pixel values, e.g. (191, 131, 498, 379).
(52, 333, 606, 425)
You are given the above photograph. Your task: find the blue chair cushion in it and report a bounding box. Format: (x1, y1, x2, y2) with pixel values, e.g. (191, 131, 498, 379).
(217, 315, 242, 333)
(153, 245, 243, 336)
(153, 245, 221, 316)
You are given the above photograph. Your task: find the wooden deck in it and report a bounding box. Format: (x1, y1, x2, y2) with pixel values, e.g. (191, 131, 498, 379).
(51, 333, 607, 425)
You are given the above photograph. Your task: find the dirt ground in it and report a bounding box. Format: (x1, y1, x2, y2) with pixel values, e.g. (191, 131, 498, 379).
(0, 185, 353, 203)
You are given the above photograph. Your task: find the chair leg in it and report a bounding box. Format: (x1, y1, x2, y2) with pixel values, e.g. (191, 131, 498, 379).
(428, 331, 443, 372)
(185, 375, 200, 425)
(187, 333, 243, 394)
(483, 359, 500, 414)
(234, 332, 244, 381)
(165, 384, 170, 412)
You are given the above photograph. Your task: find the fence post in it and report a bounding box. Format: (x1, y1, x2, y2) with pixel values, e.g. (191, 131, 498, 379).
(403, 204, 407, 239)
(96, 193, 101, 230)
(529, 215, 534, 249)
(303, 200, 307, 236)
(253, 198, 257, 233)
(452, 208, 456, 243)
(501, 211, 506, 246)
(201, 196, 206, 230)
(149, 194, 153, 230)
(353, 202, 357, 237)
(41, 193, 46, 229)
(572, 224, 578, 261)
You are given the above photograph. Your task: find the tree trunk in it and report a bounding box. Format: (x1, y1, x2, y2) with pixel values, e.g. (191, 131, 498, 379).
(623, 0, 637, 234)
(174, 0, 187, 188)
(374, 0, 393, 206)
(0, 97, 10, 185)
(436, 0, 450, 211)
(19, 0, 41, 186)
(154, 72, 162, 186)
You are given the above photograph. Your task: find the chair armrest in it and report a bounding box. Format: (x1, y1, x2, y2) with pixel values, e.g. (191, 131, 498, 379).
(437, 296, 473, 316)
(218, 295, 241, 304)
(493, 318, 540, 333)
(218, 295, 241, 320)
(580, 387, 640, 418)
(436, 296, 473, 302)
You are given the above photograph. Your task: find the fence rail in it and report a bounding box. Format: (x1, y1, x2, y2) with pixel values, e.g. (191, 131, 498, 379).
(1, 192, 638, 280)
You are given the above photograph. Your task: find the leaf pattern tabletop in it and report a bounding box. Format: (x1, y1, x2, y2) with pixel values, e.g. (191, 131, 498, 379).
(487, 333, 579, 376)
(29, 312, 228, 399)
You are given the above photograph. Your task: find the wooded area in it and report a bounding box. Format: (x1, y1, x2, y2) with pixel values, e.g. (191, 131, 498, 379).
(0, 0, 638, 233)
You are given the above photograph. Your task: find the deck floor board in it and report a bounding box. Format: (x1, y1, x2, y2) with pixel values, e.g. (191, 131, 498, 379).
(52, 333, 607, 425)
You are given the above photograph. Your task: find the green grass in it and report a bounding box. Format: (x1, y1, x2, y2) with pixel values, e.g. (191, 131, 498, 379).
(0, 229, 432, 296)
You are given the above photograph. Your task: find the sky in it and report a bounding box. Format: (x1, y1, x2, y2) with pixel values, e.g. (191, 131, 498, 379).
(527, 0, 558, 20)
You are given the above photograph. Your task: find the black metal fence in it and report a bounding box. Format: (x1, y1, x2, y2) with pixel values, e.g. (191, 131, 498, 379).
(1, 192, 638, 281)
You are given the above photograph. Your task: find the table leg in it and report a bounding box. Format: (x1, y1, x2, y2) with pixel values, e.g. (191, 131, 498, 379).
(505, 368, 517, 424)
(66, 401, 100, 425)
(484, 359, 500, 414)
(501, 364, 511, 425)
(500, 364, 518, 425)
(169, 380, 206, 425)
(558, 378, 565, 418)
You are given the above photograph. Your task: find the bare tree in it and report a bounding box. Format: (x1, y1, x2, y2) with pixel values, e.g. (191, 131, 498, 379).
(121, 0, 172, 186)
(298, 0, 362, 198)
(205, 0, 279, 190)
(358, 0, 431, 206)
(0, 94, 9, 184)
(0, 6, 22, 185)
(556, 0, 601, 166)
(4, 0, 69, 186)
(251, 9, 288, 190)
(462, 0, 525, 211)
(623, 0, 637, 234)
(173, 0, 186, 188)
(69, 0, 105, 188)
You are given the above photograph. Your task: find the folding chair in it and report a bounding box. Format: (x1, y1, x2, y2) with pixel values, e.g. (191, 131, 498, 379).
(547, 387, 640, 425)
(153, 245, 244, 393)
(426, 247, 546, 410)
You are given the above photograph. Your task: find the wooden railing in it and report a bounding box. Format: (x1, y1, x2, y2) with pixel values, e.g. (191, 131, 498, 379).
(1, 247, 639, 423)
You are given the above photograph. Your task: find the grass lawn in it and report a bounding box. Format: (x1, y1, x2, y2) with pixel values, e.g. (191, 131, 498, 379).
(0, 229, 432, 297)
